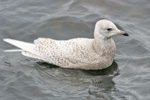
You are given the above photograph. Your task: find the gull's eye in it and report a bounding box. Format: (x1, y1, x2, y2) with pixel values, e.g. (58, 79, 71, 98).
(107, 28, 113, 31)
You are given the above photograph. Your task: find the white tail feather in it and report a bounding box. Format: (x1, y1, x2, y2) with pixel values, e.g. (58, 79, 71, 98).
(3, 38, 36, 54)
(4, 49, 23, 52)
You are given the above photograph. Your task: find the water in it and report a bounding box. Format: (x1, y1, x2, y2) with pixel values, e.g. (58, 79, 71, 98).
(0, 0, 150, 100)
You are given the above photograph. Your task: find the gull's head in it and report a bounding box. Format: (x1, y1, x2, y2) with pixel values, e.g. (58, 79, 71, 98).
(94, 19, 128, 39)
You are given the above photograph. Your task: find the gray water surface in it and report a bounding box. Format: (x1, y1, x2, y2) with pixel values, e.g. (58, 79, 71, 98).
(0, 0, 150, 100)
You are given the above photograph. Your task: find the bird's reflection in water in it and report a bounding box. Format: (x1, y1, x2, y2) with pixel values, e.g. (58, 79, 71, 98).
(35, 62, 59, 79)
(82, 61, 118, 76)
(35, 61, 118, 81)
(83, 61, 119, 99)
(35, 61, 119, 99)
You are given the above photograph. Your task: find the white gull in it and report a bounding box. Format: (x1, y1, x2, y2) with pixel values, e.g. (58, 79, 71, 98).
(3, 19, 128, 70)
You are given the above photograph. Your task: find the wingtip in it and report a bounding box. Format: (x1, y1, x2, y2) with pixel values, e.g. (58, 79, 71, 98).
(3, 38, 7, 41)
(3, 38, 10, 42)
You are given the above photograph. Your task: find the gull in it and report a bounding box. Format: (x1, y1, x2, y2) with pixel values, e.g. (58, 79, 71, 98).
(3, 19, 128, 70)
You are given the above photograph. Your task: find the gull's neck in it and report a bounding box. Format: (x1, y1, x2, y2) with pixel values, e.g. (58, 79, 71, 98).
(93, 30, 116, 56)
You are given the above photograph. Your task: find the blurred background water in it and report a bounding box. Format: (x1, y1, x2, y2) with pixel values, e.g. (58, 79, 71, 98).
(0, 0, 150, 100)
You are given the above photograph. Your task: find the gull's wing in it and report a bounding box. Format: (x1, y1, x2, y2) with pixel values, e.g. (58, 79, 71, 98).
(3, 38, 99, 69)
(30, 38, 98, 68)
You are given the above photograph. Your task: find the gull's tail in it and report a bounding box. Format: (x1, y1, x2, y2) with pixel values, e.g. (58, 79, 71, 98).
(3, 38, 50, 62)
(3, 38, 35, 54)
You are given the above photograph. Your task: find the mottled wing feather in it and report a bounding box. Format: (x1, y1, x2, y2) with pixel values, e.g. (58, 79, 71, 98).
(23, 38, 99, 68)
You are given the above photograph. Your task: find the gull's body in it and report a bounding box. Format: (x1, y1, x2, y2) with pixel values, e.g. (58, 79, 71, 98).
(3, 19, 128, 70)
